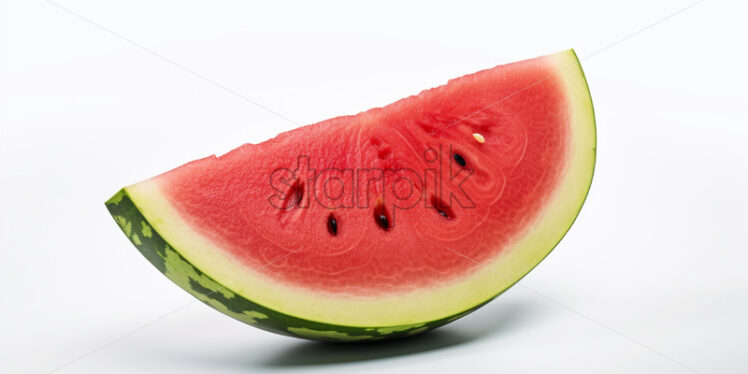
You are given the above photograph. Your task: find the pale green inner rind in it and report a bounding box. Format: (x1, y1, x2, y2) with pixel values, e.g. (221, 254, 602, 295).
(109, 48, 596, 338)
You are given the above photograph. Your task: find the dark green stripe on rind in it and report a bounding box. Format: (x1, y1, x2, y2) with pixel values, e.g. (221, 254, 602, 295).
(106, 189, 479, 342)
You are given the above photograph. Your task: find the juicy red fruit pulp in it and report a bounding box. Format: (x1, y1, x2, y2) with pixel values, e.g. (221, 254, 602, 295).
(159, 57, 569, 295)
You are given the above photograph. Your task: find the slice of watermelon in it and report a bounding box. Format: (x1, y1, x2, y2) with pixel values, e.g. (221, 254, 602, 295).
(106, 49, 595, 342)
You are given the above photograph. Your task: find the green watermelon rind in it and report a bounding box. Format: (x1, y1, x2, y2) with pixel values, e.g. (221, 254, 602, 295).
(106, 189, 486, 342)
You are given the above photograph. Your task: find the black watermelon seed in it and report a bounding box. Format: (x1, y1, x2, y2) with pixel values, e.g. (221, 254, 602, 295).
(294, 183, 304, 206)
(327, 213, 338, 236)
(373, 204, 391, 231)
(376, 214, 390, 230)
(453, 153, 466, 167)
(431, 195, 455, 220)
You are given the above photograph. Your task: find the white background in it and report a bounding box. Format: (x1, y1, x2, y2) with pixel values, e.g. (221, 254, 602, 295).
(1, 0, 746, 373)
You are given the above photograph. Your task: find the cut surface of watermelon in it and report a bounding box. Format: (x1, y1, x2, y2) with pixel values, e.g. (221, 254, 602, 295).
(107, 49, 596, 341)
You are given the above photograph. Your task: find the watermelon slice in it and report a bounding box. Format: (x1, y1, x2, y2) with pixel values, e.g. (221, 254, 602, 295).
(106, 49, 595, 342)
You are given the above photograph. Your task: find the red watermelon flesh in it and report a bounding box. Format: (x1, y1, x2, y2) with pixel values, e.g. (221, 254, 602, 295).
(107, 49, 595, 341)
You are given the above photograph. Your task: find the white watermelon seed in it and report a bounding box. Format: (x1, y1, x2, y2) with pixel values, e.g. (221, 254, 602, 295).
(472, 133, 485, 144)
